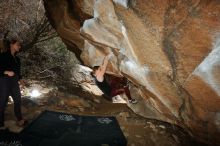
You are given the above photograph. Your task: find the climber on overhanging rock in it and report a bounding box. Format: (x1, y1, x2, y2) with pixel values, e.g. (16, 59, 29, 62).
(91, 52, 137, 104)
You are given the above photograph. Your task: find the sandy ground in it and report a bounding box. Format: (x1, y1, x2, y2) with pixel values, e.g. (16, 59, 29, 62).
(2, 89, 206, 146)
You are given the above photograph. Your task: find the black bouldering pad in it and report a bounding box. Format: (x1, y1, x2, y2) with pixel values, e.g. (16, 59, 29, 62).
(20, 110, 127, 146)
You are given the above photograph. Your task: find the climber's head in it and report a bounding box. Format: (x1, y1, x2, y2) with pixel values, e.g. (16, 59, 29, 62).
(91, 66, 100, 76)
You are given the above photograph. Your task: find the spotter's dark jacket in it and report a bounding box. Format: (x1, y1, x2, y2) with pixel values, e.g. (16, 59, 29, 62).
(0, 50, 21, 80)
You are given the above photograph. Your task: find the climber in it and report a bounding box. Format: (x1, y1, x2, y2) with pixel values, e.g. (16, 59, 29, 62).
(91, 52, 137, 104)
(0, 39, 27, 131)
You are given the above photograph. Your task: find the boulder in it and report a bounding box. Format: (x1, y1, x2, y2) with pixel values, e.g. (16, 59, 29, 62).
(44, 0, 220, 144)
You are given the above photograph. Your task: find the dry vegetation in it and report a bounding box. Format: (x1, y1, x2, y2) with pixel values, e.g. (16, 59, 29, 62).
(0, 0, 56, 49)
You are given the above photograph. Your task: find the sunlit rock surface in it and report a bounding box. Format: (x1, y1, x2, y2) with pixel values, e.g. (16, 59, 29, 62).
(44, 0, 220, 144)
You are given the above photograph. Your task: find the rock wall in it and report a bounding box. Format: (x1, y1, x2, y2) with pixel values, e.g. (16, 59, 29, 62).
(43, 0, 220, 144)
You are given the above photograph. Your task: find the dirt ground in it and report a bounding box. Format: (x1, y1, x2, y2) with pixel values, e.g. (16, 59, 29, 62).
(2, 89, 206, 146)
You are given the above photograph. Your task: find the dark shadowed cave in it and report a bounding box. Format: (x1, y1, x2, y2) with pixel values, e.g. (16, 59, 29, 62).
(0, 0, 220, 146)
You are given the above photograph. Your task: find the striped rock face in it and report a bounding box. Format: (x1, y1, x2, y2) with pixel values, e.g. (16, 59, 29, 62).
(44, 0, 220, 144)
